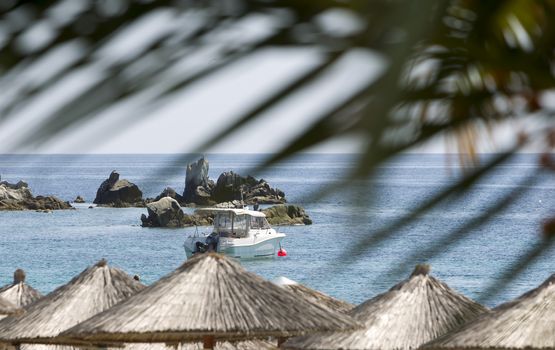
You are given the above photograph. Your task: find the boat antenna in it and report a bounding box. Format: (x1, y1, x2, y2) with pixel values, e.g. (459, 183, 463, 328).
(240, 187, 246, 209)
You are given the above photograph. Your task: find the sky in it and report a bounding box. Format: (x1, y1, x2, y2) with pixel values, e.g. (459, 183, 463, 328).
(0, 6, 384, 154)
(0, 4, 538, 155)
(40, 47, 384, 154)
(0, 44, 529, 155)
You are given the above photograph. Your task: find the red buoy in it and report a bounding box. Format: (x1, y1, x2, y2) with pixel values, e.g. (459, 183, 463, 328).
(277, 247, 287, 257)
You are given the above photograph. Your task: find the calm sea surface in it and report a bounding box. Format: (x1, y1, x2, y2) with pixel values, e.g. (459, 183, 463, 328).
(0, 153, 554, 307)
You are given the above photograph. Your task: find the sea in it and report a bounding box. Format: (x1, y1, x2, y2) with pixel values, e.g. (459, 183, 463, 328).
(0, 153, 554, 308)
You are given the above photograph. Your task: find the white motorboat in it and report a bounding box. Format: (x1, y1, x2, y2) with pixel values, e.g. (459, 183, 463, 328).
(183, 207, 286, 259)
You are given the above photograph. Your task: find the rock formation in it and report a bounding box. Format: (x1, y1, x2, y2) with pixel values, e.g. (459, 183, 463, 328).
(183, 157, 214, 205)
(141, 197, 185, 228)
(212, 171, 285, 204)
(74, 195, 85, 203)
(244, 177, 286, 204)
(141, 197, 212, 228)
(214, 200, 245, 209)
(211, 171, 245, 203)
(93, 171, 144, 207)
(180, 157, 286, 205)
(0, 181, 72, 211)
(262, 205, 312, 225)
(154, 187, 184, 203)
(189, 203, 311, 226)
(0, 180, 31, 201)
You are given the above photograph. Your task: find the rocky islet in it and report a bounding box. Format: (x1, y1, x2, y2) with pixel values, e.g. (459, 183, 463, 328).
(0, 158, 311, 226)
(0, 180, 72, 211)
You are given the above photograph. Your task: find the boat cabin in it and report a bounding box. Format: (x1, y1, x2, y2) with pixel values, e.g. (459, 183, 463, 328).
(208, 208, 271, 238)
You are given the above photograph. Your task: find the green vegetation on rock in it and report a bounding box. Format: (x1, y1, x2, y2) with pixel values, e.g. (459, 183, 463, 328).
(262, 205, 312, 226)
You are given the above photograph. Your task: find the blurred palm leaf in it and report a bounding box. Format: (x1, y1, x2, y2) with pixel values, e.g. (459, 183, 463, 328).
(1, 0, 555, 295)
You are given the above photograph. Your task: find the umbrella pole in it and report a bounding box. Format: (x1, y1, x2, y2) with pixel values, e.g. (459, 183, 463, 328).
(203, 335, 215, 349)
(277, 337, 287, 347)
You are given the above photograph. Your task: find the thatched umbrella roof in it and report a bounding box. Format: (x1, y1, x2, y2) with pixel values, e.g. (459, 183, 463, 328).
(284, 264, 488, 350)
(0, 269, 43, 307)
(0, 259, 145, 344)
(201, 340, 276, 350)
(123, 340, 277, 350)
(13, 340, 277, 350)
(425, 273, 555, 350)
(58, 253, 359, 346)
(272, 276, 354, 313)
(0, 296, 21, 320)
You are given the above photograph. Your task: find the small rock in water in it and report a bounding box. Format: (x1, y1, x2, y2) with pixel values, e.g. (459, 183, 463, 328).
(74, 195, 85, 203)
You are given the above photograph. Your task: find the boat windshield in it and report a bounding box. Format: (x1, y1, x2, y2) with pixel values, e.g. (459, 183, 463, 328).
(213, 212, 249, 238)
(214, 212, 233, 233)
(250, 216, 270, 229)
(233, 215, 248, 237)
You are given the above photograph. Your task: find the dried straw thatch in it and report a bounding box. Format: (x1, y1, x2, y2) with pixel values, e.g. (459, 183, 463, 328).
(425, 273, 555, 350)
(19, 345, 76, 350)
(284, 264, 488, 350)
(15, 340, 277, 350)
(0, 296, 21, 320)
(190, 340, 276, 350)
(59, 253, 359, 345)
(0, 269, 43, 307)
(272, 276, 354, 313)
(123, 340, 277, 350)
(0, 259, 145, 344)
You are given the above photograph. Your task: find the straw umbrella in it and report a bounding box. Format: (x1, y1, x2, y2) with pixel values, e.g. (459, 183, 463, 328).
(12, 340, 278, 350)
(0, 259, 145, 345)
(425, 272, 555, 350)
(0, 262, 272, 350)
(272, 276, 354, 313)
(284, 264, 488, 350)
(124, 340, 277, 350)
(0, 296, 21, 321)
(0, 269, 43, 307)
(58, 253, 360, 349)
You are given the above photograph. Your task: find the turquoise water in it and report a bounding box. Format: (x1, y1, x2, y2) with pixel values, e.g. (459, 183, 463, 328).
(0, 153, 554, 307)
